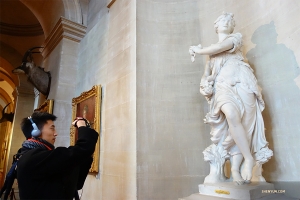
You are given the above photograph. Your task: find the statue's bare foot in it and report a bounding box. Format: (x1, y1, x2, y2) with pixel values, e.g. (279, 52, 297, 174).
(232, 170, 244, 185)
(241, 158, 254, 183)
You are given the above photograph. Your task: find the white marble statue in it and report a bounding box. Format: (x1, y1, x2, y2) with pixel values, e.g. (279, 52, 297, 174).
(189, 12, 273, 185)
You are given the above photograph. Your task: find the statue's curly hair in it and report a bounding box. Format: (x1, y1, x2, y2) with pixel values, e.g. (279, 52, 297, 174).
(214, 12, 235, 34)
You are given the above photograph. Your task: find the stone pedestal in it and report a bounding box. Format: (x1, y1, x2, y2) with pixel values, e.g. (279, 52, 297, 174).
(199, 182, 274, 199)
(179, 182, 297, 200)
(179, 193, 297, 200)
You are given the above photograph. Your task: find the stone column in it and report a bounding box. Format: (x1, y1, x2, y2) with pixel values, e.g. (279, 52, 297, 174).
(41, 17, 86, 147)
(7, 75, 35, 168)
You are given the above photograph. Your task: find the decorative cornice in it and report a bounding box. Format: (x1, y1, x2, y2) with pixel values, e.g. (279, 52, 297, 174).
(0, 22, 43, 36)
(42, 17, 87, 58)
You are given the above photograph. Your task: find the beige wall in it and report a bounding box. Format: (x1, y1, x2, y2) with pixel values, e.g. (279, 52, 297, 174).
(76, 0, 136, 199)
(137, 1, 210, 199)
(45, 39, 79, 147)
(137, 0, 300, 199)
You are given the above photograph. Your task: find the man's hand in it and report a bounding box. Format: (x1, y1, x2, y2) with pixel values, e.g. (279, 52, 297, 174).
(72, 117, 88, 128)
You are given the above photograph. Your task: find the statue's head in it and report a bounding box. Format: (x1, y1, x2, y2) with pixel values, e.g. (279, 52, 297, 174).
(214, 12, 235, 34)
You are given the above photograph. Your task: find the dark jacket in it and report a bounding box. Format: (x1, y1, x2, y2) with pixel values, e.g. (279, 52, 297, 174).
(17, 127, 98, 200)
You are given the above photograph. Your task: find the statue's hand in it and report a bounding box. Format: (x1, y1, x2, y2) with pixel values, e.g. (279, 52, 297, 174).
(189, 47, 195, 56)
(189, 47, 196, 62)
(189, 44, 202, 62)
(189, 44, 202, 54)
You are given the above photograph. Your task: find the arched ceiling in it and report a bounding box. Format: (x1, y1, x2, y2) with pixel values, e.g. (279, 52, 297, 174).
(0, 0, 40, 25)
(0, 0, 85, 110)
(0, 0, 45, 107)
(20, 0, 65, 38)
(0, 0, 43, 36)
(20, 0, 86, 38)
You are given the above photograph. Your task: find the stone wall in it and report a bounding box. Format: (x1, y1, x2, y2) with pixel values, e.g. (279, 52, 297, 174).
(136, 0, 300, 199)
(76, 0, 136, 199)
(137, 1, 209, 199)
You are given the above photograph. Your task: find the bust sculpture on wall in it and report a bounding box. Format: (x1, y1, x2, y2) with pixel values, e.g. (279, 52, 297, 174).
(189, 12, 273, 185)
(12, 47, 51, 97)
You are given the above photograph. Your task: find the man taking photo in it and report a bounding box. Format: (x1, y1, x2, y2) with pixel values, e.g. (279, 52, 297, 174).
(16, 111, 98, 200)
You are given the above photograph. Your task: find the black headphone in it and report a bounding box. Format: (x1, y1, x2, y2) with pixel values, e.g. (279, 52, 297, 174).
(28, 116, 41, 137)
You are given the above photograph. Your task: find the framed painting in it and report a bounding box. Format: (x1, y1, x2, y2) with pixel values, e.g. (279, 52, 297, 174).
(70, 85, 101, 173)
(34, 99, 54, 114)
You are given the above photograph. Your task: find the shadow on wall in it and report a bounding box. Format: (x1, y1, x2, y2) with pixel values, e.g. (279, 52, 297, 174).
(246, 21, 300, 198)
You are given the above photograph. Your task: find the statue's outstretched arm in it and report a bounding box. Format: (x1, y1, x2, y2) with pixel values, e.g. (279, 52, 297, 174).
(190, 38, 234, 56)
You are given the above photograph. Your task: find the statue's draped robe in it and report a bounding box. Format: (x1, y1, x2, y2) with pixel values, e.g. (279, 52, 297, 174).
(202, 33, 269, 158)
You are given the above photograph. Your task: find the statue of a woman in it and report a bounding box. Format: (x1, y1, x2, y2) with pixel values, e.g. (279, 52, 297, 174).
(189, 12, 272, 185)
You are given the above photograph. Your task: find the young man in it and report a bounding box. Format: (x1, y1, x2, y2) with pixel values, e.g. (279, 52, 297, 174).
(16, 112, 98, 200)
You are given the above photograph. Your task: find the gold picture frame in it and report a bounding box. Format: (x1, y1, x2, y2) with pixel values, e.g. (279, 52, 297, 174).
(34, 99, 54, 114)
(70, 85, 101, 173)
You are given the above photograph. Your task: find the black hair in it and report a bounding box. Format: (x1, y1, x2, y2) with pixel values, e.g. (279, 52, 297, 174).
(20, 111, 57, 139)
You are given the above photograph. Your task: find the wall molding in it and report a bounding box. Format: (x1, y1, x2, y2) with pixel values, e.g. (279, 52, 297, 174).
(0, 22, 43, 36)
